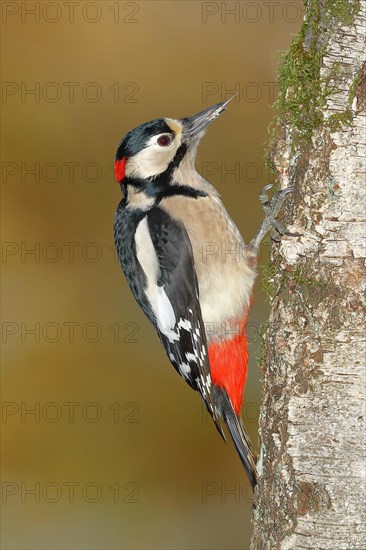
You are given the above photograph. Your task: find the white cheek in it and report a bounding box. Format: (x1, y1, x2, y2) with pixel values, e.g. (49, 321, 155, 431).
(125, 142, 178, 180)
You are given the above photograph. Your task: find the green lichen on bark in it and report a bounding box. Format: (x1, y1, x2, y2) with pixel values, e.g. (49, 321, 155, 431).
(325, 0, 361, 24)
(267, 0, 361, 155)
(262, 0, 362, 302)
(327, 66, 364, 130)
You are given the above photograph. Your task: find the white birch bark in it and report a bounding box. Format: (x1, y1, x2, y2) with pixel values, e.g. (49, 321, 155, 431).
(251, 1, 366, 548)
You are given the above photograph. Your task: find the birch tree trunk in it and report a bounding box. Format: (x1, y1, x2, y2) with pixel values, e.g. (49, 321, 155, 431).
(251, 1, 366, 548)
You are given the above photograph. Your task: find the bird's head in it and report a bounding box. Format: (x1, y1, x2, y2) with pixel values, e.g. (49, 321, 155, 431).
(114, 97, 236, 190)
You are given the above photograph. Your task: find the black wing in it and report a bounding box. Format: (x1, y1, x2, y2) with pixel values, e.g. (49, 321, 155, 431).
(147, 206, 225, 438)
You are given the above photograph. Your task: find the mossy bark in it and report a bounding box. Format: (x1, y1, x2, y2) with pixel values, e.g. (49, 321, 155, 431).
(251, 1, 366, 548)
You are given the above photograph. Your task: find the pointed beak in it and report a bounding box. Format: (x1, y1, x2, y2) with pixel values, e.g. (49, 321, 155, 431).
(184, 94, 238, 140)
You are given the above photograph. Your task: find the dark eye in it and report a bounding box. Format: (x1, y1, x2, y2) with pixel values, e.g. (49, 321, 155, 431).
(157, 134, 172, 147)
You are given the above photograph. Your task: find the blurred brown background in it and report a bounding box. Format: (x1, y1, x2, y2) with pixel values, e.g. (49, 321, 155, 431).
(1, 2, 302, 548)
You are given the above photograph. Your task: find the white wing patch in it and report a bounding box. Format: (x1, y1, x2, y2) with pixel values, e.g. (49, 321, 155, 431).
(135, 217, 159, 302)
(135, 218, 179, 342)
(156, 285, 178, 341)
(135, 215, 213, 406)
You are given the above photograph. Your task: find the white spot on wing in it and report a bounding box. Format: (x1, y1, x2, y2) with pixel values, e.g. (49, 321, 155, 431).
(197, 373, 212, 397)
(178, 362, 191, 378)
(185, 352, 202, 366)
(178, 318, 192, 331)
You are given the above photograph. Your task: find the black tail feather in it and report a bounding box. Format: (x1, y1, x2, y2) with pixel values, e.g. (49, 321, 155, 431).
(213, 386, 258, 490)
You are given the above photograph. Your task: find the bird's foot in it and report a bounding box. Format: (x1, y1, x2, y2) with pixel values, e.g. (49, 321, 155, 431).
(248, 184, 300, 254)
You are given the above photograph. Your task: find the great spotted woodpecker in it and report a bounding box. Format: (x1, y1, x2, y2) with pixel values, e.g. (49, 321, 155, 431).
(113, 98, 295, 489)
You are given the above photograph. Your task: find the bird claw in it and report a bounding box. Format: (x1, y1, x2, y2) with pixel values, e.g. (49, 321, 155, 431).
(259, 183, 274, 205)
(249, 185, 300, 252)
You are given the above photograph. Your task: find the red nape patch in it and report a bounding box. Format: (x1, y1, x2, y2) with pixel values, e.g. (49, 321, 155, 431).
(208, 331, 248, 415)
(114, 157, 126, 183)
